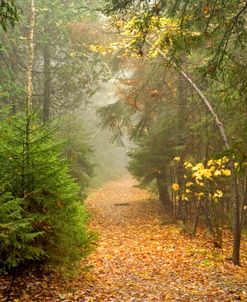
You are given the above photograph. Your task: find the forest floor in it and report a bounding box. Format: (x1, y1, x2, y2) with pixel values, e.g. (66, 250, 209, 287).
(1, 175, 247, 302)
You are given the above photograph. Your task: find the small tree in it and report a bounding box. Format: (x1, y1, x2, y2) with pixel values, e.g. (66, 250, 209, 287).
(0, 112, 95, 273)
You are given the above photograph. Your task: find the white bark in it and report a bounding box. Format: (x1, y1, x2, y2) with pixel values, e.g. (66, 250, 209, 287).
(26, 0, 35, 114)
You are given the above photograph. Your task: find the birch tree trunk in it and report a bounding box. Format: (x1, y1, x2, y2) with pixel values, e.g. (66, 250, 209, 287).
(43, 10, 51, 122)
(24, 0, 35, 193)
(26, 0, 35, 114)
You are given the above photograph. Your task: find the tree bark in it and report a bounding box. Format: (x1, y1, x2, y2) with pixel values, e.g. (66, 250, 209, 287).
(156, 173, 172, 212)
(177, 74, 187, 222)
(26, 0, 35, 114)
(42, 10, 51, 123)
(231, 163, 241, 264)
(25, 0, 35, 198)
(43, 43, 51, 122)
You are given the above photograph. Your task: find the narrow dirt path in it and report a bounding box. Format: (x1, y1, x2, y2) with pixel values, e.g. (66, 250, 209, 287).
(1, 176, 246, 301)
(75, 175, 247, 302)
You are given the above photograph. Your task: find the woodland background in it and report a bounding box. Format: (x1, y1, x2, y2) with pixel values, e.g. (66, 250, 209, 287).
(0, 1, 247, 301)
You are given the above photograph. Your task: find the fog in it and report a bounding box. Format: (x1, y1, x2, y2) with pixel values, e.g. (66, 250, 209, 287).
(84, 80, 130, 188)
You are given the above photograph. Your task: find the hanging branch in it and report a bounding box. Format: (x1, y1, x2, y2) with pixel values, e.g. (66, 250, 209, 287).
(146, 39, 230, 149)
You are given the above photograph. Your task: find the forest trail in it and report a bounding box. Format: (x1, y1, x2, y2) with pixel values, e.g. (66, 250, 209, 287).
(1, 175, 246, 302)
(78, 175, 247, 302)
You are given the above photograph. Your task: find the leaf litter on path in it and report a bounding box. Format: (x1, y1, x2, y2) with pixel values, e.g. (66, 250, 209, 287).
(1, 175, 247, 301)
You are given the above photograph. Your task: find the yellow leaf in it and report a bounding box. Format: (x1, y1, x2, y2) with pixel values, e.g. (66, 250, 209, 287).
(171, 183, 180, 191)
(221, 169, 231, 176)
(214, 170, 222, 176)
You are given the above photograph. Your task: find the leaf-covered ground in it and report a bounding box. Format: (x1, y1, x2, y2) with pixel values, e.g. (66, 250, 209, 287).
(1, 175, 247, 301)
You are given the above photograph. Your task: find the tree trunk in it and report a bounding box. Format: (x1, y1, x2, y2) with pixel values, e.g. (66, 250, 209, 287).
(156, 174, 172, 212)
(24, 0, 35, 197)
(43, 43, 51, 122)
(231, 163, 241, 265)
(193, 199, 202, 236)
(177, 74, 187, 222)
(26, 0, 35, 114)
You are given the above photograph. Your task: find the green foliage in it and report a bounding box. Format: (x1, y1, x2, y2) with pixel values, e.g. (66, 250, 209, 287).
(128, 114, 179, 186)
(0, 192, 42, 273)
(56, 115, 94, 192)
(103, 0, 134, 15)
(98, 101, 135, 143)
(0, 0, 19, 31)
(0, 0, 109, 118)
(0, 113, 96, 273)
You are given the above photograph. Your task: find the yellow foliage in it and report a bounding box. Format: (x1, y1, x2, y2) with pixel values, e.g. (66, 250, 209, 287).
(209, 166, 216, 172)
(192, 163, 204, 172)
(192, 172, 203, 180)
(184, 161, 193, 169)
(182, 194, 189, 201)
(207, 159, 214, 166)
(180, 157, 231, 203)
(221, 169, 231, 176)
(88, 15, 201, 60)
(211, 190, 224, 201)
(215, 190, 224, 198)
(195, 192, 204, 200)
(171, 183, 180, 191)
(214, 170, 222, 176)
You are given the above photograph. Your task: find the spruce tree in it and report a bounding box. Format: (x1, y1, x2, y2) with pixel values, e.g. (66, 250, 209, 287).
(0, 112, 95, 273)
